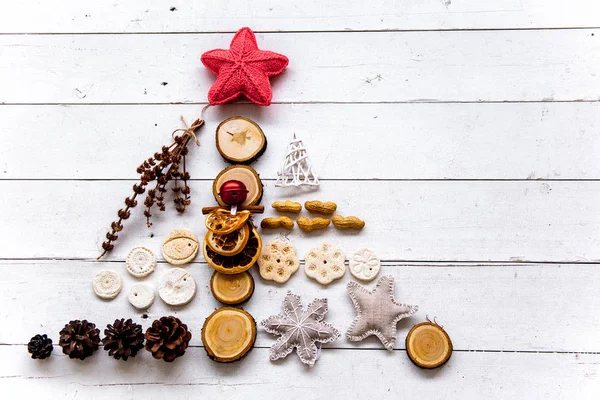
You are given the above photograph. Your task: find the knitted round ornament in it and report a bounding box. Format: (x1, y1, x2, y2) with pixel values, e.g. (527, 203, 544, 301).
(201, 27, 289, 106)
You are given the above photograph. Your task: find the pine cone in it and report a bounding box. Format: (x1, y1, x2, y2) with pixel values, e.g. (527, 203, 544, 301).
(102, 318, 145, 361)
(27, 334, 53, 359)
(59, 320, 101, 360)
(145, 316, 192, 362)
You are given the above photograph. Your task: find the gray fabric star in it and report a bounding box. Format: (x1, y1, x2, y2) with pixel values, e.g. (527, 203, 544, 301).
(262, 292, 340, 367)
(346, 275, 418, 350)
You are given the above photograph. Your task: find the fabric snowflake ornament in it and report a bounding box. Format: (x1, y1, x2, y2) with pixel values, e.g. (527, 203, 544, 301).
(201, 27, 289, 106)
(262, 292, 340, 367)
(346, 275, 418, 350)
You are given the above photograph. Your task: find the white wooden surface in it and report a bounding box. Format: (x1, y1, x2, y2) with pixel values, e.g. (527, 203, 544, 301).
(1, 2, 599, 399)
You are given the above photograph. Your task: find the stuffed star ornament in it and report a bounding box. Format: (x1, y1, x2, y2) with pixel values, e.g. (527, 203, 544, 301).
(201, 27, 289, 106)
(346, 275, 418, 350)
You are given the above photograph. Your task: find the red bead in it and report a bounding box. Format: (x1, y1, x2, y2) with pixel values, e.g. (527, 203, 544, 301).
(219, 180, 248, 205)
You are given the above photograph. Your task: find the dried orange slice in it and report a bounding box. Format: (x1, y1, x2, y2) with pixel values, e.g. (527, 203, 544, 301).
(203, 225, 262, 274)
(205, 209, 250, 235)
(205, 223, 250, 256)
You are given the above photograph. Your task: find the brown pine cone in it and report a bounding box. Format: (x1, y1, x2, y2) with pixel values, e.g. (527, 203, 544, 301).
(59, 320, 101, 360)
(145, 316, 192, 362)
(27, 334, 53, 359)
(102, 318, 145, 361)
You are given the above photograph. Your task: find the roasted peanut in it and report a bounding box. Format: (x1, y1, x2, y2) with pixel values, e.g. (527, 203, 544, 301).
(304, 200, 337, 215)
(272, 200, 302, 213)
(331, 215, 365, 230)
(260, 216, 294, 230)
(297, 217, 330, 232)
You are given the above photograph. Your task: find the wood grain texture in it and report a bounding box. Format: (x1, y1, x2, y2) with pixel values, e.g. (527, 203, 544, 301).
(3, 102, 600, 180)
(0, 30, 598, 104)
(1, 1, 599, 33)
(3, 261, 599, 352)
(2, 1, 600, 397)
(1, 180, 598, 262)
(2, 346, 598, 399)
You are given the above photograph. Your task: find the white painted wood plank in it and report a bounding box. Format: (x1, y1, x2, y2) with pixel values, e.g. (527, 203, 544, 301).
(2, 261, 599, 352)
(3, 102, 600, 180)
(0, 180, 597, 262)
(2, 1, 599, 33)
(2, 346, 598, 399)
(1, 30, 598, 104)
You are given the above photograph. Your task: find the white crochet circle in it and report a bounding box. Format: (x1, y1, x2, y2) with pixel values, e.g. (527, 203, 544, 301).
(304, 242, 346, 285)
(93, 270, 122, 300)
(158, 268, 196, 306)
(349, 248, 380, 281)
(126, 246, 156, 278)
(128, 283, 155, 309)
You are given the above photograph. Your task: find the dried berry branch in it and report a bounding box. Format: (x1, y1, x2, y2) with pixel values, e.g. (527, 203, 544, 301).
(98, 117, 204, 260)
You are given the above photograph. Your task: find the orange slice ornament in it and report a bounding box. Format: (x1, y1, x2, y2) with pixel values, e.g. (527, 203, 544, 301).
(205, 223, 250, 256)
(205, 209, 250, 235)
(203, 225, 262, 274)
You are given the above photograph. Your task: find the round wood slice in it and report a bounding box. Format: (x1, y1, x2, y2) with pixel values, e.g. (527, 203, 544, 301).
(210, 270, 255, 305)
(201, 307, 257, 363)
(213, 165, 263, 207)
(406, 322, 453, 369)
(216, 116, 267, 164)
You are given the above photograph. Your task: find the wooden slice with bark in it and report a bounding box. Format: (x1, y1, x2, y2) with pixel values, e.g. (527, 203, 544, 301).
(210, 271, 255, 304)
(213, 165, 263, 207)
(216, 116, 267, 164)
(201, 307, 257, 363)
(405, 322, 453, 369)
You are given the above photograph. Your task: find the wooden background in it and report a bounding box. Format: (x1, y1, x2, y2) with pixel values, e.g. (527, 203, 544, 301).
(1, 1, 599, 398)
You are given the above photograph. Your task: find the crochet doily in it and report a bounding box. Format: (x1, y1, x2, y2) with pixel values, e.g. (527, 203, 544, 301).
(258, 239, 300, 283)
(126, 246, 156, 278)
(304, 242, 346, 285)
(92, 270, 122, 300)
(346, 275, 418, 351)
(262, 292, 340, 367)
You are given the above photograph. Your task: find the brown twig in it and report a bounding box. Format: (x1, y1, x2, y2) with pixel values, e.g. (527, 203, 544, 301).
(97, 116, 205, 260)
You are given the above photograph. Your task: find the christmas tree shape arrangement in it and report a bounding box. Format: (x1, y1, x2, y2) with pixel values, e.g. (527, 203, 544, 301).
(275, 134, 319, 187)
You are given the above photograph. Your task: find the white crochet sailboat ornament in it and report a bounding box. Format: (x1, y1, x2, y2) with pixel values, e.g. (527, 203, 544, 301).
(275, 134, 320, 187)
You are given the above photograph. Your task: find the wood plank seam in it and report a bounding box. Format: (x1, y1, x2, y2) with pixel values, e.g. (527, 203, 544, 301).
(0, 27, 599, 35)
(2, 100, 600, 105)
(6, 344, 600, 355)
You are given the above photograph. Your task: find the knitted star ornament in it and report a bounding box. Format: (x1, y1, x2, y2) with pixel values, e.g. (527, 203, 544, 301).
(201, 27, 289, 106)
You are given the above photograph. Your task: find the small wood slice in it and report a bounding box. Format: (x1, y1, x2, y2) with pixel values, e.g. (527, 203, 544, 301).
(201, 307, 257, 363)
(210, 271, 255, 304)
(406, 322, 453, 369)
(216, 116, 267, 164)
(213, 165, 263, 207)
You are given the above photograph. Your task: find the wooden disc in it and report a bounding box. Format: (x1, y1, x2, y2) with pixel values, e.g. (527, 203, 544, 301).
(213, 165, 263, 207)
(216, 116, 267, 164)
(210, 270, 255, 304)
(406, 322, 453, 369)
(201, 307, 256, 363)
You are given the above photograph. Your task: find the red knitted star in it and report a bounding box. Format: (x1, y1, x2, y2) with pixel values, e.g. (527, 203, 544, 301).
(201, 27, 289, 106)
